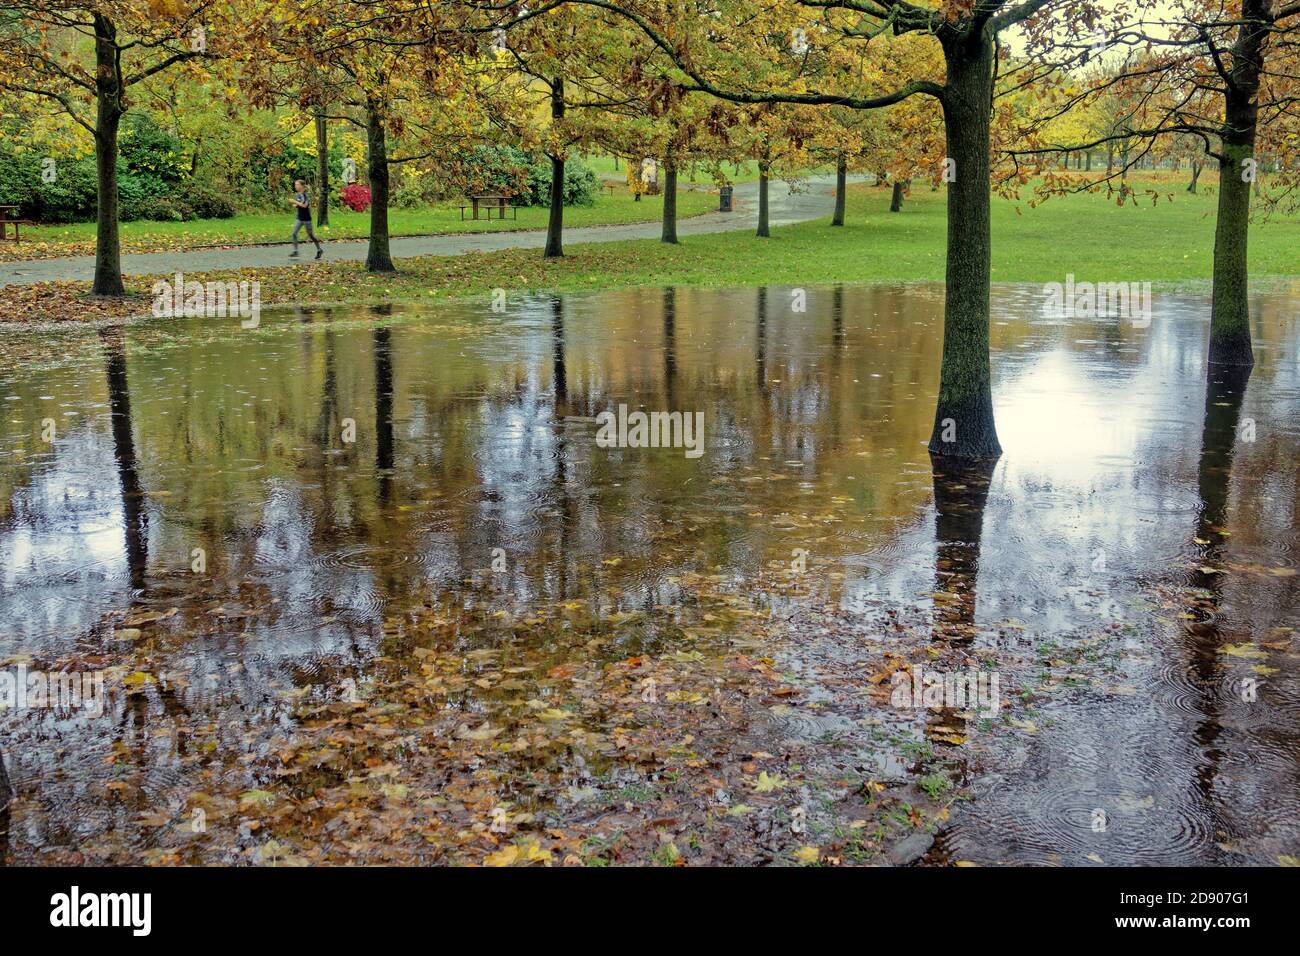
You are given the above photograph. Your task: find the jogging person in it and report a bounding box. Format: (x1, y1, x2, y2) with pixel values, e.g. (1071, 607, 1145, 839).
(290, 179, 323, 259)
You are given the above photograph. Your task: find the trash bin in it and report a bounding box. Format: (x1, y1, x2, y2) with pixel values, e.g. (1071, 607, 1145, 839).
(719, 185, 734, 212)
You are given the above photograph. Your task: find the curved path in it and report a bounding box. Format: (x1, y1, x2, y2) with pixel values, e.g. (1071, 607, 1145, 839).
(0, 175, 853, 288)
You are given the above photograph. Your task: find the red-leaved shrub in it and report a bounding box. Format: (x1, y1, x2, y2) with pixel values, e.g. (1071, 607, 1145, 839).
(340, 183, 371, 212)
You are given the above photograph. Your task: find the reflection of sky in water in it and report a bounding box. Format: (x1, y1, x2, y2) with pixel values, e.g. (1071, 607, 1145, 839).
(0, 283, 1296, 863)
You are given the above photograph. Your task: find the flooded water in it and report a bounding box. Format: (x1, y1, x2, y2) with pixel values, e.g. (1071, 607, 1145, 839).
(1, 283, 1297, 865)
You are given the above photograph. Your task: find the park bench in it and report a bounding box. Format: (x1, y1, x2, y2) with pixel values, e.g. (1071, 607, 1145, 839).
(458, 194, 517, 221)
(0, 205, 33, 243)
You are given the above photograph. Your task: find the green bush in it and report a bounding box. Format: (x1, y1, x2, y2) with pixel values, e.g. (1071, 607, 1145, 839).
(441, 146, 597, 207)
(0, 143, 42, 214)
(527, 155, 599, 207)
(186, 183, 237, 219)
(132, 196, 191, 222)
(444, 145, 532, 200)
(29, 155, 99, 223)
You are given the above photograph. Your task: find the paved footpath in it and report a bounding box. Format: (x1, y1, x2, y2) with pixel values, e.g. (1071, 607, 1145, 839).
(0, 176, 853, 288)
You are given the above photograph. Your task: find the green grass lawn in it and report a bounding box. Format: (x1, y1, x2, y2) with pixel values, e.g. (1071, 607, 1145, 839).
(8, 171, 1296, 325)
(6, 185, 718, 258)
(523, 173, 1292, 289)
(420, 173, 1291, 295)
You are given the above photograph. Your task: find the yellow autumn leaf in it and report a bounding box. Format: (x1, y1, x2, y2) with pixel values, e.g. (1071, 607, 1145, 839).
(484, 845, 519, 867)
(793, 845, 820, 864)
(1222, 644, 1266, 659)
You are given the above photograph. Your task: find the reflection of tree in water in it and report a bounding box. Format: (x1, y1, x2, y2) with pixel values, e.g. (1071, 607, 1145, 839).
(550, 296, 575, 602)
(663, 287, 676, 407)
(921, 454, 997, 806)
(832, 284, 845, 350)
(930, 454, 997, 641)
(553, 296, 568, 407)
(102, 325, 195, 841)
(374, 324, 395, 499)
(1184, 363, 1252, 819)
(17, 329, 197, 857)
(100, 327, 149, 594)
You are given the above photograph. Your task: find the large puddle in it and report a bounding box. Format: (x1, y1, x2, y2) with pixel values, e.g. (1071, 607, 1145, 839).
(1, 284, 1297, 865)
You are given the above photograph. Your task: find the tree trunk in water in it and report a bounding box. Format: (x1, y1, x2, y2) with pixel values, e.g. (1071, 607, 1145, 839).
(92, 14, 125, 296)
(364, 101, 394, 273)
(756, 162, 770, 238)
(929, 28, 1000, 460)
(831, 154, 846, 227)
(314, 109, 330, 227)
(544, 78, 565, 258)
(1209, 1, 1267, 368)
(661, 156, 678, 243)
(890, 180, 905, 212)
(1188, 160, 1202, 194)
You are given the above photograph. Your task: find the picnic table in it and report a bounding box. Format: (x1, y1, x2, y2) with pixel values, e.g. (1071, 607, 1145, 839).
(458, 194, 517, 221)
(0, 205, 28, 243)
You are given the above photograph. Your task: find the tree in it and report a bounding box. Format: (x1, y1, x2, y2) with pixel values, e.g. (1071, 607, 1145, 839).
(528, 0, 1084, 459)
(1010, 0, 1300, 369)
(269, 0, 495, 272)
(582, 65, 742, 243)
(0, 1, 222, 294)
(490, 2, 641, 258)
(734, 101, 816, 237)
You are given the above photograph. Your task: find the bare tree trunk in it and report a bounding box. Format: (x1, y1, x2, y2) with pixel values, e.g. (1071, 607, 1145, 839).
(831, 154, 846, 227)
(890, 180, 905, 212)
(364, 99, 394, 273)
(544, 78, 565, 258)
(1208, 0, 1268, 368)
(928, 25, 1001, 460)
(1188, 160, 1203, 194)
(92, 13, 125, 296)
(661, 154, 678, 243)
(314, 108, 330, 227)
(756, 161, 770, 238)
